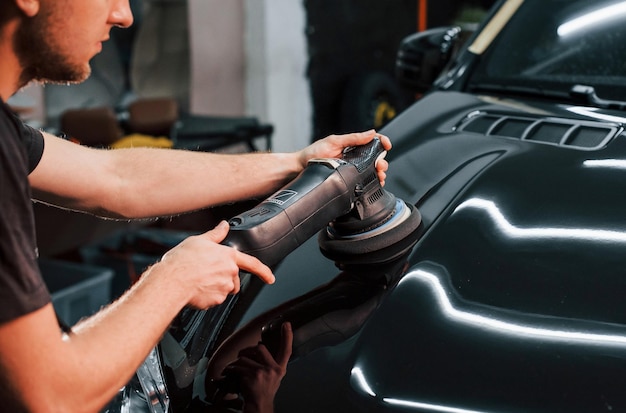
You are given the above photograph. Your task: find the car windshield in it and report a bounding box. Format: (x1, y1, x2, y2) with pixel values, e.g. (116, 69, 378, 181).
(468, 0, 626, 101)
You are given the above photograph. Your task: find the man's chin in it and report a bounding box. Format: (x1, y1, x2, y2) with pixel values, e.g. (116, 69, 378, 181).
(28, 65, 92, 86)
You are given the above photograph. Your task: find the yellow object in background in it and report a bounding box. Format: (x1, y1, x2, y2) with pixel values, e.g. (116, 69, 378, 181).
(110, 134, 174, 149)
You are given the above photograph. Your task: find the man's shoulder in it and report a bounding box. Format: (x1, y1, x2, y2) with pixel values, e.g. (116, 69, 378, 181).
(0, 99, 44, 172)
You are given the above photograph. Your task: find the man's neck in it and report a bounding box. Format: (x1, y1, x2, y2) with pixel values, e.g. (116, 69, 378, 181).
(0, 21, 24, 101)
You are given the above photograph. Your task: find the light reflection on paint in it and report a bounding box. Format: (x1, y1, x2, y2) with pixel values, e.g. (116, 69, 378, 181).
(398, 268, 626, 347)
(351, 367, 492, 412)
(558, 2, 626, 37)
(583, 159, 626, 170)
(384, 398, 490, 413)
(453, 198, 626, 244)
(350, 366, 376, 397)
(565, 106, 626, 123)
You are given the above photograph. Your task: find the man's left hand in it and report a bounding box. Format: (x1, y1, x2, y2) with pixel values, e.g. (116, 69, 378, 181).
(297, 130, 392, 186)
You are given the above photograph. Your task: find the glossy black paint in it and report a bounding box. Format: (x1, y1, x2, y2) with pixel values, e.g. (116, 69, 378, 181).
(253, 91, 626, 412)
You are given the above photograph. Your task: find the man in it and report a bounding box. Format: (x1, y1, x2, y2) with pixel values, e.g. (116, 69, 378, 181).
(0, 0, 391, 411)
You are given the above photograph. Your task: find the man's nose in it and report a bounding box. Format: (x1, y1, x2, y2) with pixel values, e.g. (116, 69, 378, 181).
(110, 0, 134, 28)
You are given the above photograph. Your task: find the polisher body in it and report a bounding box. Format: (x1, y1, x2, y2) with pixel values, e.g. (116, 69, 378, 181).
(223, 138, 420, 267)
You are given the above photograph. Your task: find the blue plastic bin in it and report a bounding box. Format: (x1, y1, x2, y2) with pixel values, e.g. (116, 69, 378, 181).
(38, 258, 114, 326)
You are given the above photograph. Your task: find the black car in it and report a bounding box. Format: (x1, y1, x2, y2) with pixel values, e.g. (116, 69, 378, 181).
(107, 0, 626, 411)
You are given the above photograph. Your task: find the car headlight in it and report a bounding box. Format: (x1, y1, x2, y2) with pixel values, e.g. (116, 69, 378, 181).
(136, 347, 170, 413)
(103, 347, 170, 413)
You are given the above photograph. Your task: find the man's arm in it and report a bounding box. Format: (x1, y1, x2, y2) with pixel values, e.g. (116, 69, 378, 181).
(29, 130, 390, 219)
(0, 222, 275, 413)
(28, 132, 302, 219)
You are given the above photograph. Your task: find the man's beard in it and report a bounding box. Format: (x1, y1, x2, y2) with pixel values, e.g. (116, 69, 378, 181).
(14, 11, 91, 88)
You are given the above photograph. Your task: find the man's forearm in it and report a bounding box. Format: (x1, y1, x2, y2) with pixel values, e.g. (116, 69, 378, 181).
(0, 265, 189, 413)
(62, 267, 190, 410)
(30, 133, 304, 219)
(106, 148, 304, 218)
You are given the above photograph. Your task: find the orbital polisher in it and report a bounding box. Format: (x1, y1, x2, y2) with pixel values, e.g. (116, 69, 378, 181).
(205, 139, 422, 400)
(224, 136, 421, 266)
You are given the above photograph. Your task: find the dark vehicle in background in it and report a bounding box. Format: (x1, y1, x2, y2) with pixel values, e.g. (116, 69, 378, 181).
(108, 0, 626, 411)
(305, 0, 496, 138)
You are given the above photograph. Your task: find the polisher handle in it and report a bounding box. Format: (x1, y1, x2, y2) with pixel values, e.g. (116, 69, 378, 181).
(221, 161, 353, 267)
(341, 136, 386, 172)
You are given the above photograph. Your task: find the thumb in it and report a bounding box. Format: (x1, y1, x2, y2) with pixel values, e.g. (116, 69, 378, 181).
(206, 220, 230, 243)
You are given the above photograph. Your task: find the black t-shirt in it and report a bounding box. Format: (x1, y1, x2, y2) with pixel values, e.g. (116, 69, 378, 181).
(0, 99, 50, 324)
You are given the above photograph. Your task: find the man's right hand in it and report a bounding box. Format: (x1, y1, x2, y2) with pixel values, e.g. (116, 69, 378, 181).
(151, 221, 275, 310)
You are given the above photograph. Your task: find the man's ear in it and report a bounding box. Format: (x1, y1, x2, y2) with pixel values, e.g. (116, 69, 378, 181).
(14, 0, 40, 17)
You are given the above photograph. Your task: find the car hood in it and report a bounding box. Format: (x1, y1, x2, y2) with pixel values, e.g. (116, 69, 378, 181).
(269, 91, 626, 412)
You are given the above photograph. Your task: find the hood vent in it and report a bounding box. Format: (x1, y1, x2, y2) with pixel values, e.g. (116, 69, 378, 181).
(457, 112, 621, 150)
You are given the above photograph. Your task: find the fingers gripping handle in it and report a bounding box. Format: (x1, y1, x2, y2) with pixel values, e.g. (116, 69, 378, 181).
(306, 137, 386, 172)
(340, 136, 386, 172)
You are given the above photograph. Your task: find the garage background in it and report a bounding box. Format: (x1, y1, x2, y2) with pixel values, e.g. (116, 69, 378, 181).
(305, 0, 495, 138)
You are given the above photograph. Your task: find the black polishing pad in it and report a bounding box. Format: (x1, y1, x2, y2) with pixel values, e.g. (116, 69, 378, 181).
(318, 200, 422, 264)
